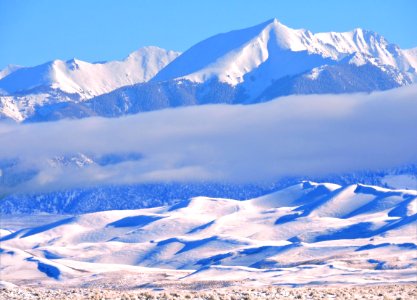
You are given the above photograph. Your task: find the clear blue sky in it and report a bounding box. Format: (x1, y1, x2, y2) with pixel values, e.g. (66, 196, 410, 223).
(1, 0, 416, 69)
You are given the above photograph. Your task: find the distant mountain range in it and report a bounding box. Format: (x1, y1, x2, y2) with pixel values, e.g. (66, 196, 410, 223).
(1, 19, 416, 122)
(0, 47, 180, 121)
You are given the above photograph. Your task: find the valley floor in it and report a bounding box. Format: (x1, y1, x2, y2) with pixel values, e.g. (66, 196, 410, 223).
(0, 283, 416, 300)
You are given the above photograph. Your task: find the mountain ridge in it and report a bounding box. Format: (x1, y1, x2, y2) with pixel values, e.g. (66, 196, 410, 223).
(0, 47, 180, 121)
(0, 46, 180, 98)
(1, 19, 417, 122)
(153, 18, 416, 85)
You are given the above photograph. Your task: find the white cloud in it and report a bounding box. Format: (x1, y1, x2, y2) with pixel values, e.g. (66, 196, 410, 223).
(1, 85, 417, 193)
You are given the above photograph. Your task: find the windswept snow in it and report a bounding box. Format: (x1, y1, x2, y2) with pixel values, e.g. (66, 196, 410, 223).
(1, 182, 416, 286)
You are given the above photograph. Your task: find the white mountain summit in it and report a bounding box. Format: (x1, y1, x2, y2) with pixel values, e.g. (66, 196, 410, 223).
(0, 46, 180, 99)
(1, 19, 416, 122)
(0, 47, 180, 121)
(154, 18, 416, 95)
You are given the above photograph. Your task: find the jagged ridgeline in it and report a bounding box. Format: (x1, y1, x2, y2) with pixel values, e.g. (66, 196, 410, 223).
(1, 19, 416, 122)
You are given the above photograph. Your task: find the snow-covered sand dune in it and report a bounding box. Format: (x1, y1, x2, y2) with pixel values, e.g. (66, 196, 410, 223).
(1, 181, 416, 287)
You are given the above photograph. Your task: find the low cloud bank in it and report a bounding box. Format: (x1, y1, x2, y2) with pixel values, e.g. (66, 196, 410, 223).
(1, 85, 417, 193)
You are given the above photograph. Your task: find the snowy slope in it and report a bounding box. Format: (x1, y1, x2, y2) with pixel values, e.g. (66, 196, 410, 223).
(0, 47, 179, 121)
(0, 97, 23, 121)
(402, 47, 417, 79)
(30, 19, 416, 121)
(1, 182, 416, 285)
(0, 47, 179, 99)
(154, 19, 416, 95)
(0, 92, 78, 122)
(2, 20, 417, 122)
(0, 65, 22, 81)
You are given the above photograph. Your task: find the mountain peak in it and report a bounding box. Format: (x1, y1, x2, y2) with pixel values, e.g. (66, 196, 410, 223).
(153, 18, 416, 94)
(264, 17, 280, 25)
(2, 19, 417, 123)
(154, 19, 326, 85)
(65, 58, 81, 68)
(0, 47, 180, 100)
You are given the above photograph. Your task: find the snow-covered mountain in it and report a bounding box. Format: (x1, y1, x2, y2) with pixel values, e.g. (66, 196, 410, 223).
(0, 65, 22, 80)
(0, 47, 180, 98)
(16, 19, 417, 122)
(1, 182, 416, 285)
(0, 47, 180, 121)
(153, 18, 416, 93)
